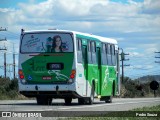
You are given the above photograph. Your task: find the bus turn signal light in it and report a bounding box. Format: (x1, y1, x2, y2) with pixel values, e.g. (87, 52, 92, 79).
(19, 70, 23, 75)
(71, 70, 76, 74)
(19, 69, 24, 79)
(70, 70, 76, 79)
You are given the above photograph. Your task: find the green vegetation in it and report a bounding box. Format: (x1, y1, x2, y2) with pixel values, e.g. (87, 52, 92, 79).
(0, 77, 27, 100)
(0, 76, 159, 99)
(61, 105, 160, 120)
(120, 77, 160, 98)
(62, 117, 159, 120)
(132, 104, 160, 111)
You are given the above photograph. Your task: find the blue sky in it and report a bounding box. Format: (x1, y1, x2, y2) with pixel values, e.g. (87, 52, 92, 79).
(0, 0, 160, 79)
(0, 0, 45, 8)
(111, 0, 144, 4)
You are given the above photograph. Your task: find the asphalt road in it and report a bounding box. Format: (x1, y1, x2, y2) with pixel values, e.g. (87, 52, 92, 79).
(0, 97, 160, 112)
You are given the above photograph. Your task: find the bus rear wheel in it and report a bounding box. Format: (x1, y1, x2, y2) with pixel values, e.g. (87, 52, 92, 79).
(105, 86, 114, 103)
(64, 98, 72, 105)
(88, 83, 95, 105)
(105, 96, 112, 103)
(36, 96, 52, 105)
(78, 98, 85, 105)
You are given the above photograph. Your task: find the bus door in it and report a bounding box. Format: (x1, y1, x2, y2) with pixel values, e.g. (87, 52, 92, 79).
(96, 47, 102, 95)
(82, 45, 88, 95)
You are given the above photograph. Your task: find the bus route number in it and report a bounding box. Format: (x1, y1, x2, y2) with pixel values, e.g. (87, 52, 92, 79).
(47, 63, 64, 70)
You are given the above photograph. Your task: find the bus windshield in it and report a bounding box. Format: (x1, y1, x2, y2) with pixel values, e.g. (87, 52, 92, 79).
(21, 33, 73, 53)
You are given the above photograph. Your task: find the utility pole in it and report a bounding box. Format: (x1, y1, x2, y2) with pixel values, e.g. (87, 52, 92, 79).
(13, 53, 15, 79)
(12, 43, 16, 79)
(120, 48, 130, 83)
(4, 52, 6, 78)
(0, 27, 7, 78)
(155, 52, 160, 63)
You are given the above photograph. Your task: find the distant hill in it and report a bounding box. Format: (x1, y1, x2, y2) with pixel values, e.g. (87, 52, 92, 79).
(135, 75, 160, 83)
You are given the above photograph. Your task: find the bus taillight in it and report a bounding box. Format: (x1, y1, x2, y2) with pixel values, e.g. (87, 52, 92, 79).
(70, 70, 76, 79)
(19, 69, 24, 79)
(70, 74, 75, 79)
(20, 75, 24, 79)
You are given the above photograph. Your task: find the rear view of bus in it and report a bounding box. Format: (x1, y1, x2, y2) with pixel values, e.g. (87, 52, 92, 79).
(18, 29, 76, 105)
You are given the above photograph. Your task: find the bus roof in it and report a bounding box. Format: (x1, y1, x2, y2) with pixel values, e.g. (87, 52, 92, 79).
(22, 29, 118, 45)
(73, 31, 117, 45)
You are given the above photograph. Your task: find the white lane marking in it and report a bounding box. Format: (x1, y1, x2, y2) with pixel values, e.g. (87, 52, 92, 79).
(17, 109, 48, 111)
(58, 100, 160, 110)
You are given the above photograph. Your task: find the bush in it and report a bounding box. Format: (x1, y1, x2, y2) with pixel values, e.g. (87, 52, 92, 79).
(0, 77, 19, 100)
(120, 77, 160, 98)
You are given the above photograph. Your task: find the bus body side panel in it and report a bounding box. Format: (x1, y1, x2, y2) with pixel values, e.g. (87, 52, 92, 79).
(87, 64, 98, 96)
(101, 66, 117, 96)
(75, 63, 88, 97)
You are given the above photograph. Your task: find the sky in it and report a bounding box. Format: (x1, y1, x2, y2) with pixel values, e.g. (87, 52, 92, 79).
(0, 0, 160, 79)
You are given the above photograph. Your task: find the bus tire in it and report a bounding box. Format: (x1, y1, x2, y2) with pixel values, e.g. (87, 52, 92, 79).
(36, 96, 52, 105)
(105, 84, 114, 103)
(78, 98, 85, 105)
(105, 96, 112, 103)
(36, 97, 44, 105)
(88, 83, 95, 105)
(64, 98, 72, 105)
(47, 97, 52, 105)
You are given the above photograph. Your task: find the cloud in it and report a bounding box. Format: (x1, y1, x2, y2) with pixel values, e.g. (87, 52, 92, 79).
(141, 0, 160, 14)
(0, 8, 15, 12)
(140, 43, 160, 53)
(0, 0, 159, 34)
(0, 0, 160, 78)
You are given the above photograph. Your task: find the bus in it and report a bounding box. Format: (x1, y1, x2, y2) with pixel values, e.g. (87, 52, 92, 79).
(18, 29, 120, 105)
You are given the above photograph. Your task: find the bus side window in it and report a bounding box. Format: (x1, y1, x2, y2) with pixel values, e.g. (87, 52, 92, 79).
(91, 41, 97, 64)
(111, 44, 116, 66)
(76, 38, 82, 63)
(88, 41, 92, 64)
(106, 44, 112, 65)
(102, 43, 107, 65)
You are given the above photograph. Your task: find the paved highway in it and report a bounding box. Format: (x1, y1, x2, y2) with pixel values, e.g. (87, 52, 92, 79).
(0, 97, 160, 112)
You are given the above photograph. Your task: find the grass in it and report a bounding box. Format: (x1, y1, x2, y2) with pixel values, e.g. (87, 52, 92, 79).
(132, 104, 160, 111)
(58, 105, 160, 120)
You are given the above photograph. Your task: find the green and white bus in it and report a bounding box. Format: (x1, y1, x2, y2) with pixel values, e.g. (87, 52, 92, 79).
(18, 29, 120, 105)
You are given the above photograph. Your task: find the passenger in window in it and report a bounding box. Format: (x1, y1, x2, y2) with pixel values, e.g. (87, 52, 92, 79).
(51, 35, 63, 52)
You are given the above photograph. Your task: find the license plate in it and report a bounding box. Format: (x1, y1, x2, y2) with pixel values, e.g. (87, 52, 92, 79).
(42, 76, 52, 80)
